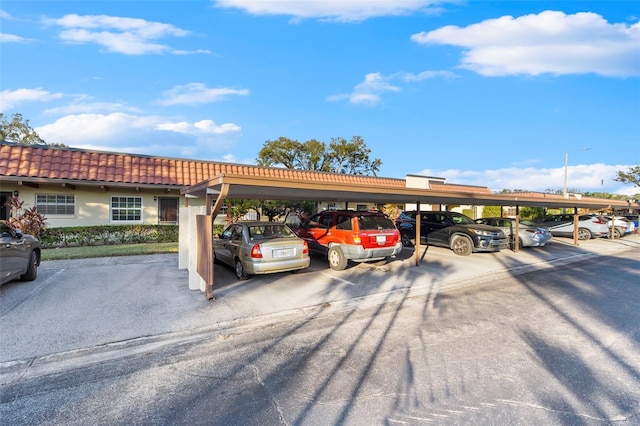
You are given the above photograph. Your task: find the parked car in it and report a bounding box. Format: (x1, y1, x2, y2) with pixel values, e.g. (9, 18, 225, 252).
(534, 214, 609, 240)
(396, 211, 507, 256)
(474, 217, 553, 249)
(213, 222, 309, 280)
(291, 210, 402, 270)
(622, 214, 638, 229)
(0, 221, 41, 285)
(601, 215, 635, 238)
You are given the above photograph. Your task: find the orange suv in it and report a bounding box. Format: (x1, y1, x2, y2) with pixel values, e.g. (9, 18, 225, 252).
(291, 210, 402, 270)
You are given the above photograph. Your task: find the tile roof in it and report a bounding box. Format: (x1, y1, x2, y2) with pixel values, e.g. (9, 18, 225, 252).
(0, 142, 407, 189)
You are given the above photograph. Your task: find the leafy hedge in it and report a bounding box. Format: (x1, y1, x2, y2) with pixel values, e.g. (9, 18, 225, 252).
(39, 225, 179, 248)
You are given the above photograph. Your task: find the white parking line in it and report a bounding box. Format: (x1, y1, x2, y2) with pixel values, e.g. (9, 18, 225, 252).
(317, 270, 357, 286)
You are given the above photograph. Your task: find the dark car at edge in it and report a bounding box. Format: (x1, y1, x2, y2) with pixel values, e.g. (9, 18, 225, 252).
(0, 221, 41, 285)
(396, 211, 507, 256)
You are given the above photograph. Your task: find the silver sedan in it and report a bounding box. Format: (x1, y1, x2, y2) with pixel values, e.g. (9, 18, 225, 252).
(475, 217, 553, 249)
(213, 222, 310, 280)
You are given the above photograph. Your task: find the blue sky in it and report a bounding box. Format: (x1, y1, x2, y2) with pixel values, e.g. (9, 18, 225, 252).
(2, 1, 639, 196)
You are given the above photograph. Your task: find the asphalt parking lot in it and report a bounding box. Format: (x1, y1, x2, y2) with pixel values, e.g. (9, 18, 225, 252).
(1, 235, 638, 368)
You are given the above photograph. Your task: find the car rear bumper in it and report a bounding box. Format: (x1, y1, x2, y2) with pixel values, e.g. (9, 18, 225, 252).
(245, 257, 310, 275)
(340, 242, 403, 262)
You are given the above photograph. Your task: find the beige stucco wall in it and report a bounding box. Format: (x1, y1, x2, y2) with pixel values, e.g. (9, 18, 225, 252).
(2, 182, 182, 228)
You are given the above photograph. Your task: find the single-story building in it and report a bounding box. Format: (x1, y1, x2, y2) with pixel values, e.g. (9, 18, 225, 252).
(3, 141, 637, 298)
(1, 142, 503, 227)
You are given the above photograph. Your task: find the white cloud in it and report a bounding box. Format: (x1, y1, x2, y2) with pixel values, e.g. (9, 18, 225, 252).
(0, 88, 63, 112)
(36, 113, 160, 145)
(35, 113, 243, 156)
(214, 0, 447, 23)
(0, 33, 31, 43)
(411, 11, 640, 77)
(156, 119, 241, 136)
(157, 83, 249, 106)
(46, 14, 210, 55)
(328, 70, 454, 105)
(418, 163, 637, 196)
(43, 96, 140, 115)
(156, 119, 242, 153)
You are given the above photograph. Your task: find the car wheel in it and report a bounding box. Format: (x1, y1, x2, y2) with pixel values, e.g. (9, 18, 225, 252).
(234, 258, 248, 280)
(577, 228, 592, 240)
(613, 227, 623, 238)
(400, 230, 414, 247)
(450, 235, 473, 256)
(20, 251, 38, 282)
(328, 246, 348, 271)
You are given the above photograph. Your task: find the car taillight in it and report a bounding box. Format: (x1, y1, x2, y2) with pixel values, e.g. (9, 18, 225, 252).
(353, 235, 362, 244)
(251, 244, 263, 258)
(303, 241, 309, 254)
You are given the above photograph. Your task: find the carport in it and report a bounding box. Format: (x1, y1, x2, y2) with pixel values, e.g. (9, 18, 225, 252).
(180, 172, 635, 299)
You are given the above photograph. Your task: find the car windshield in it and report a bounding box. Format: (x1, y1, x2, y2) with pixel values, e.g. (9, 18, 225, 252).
(248, 224, 295, 240)
(449, 212, 474, 225)
(358, 215, 395, 230)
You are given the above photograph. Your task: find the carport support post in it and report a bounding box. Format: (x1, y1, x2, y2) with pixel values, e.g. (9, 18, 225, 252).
(514, 214, 520, 252)
(573, 210, 579, 246)
(200, 184, 229, 300)
(415, 201, 421, 266)
(514, 205, 520, 252)
(609, 206, 615, 240)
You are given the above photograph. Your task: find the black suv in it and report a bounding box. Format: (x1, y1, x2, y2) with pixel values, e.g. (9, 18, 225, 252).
(396, 211, 507, 256)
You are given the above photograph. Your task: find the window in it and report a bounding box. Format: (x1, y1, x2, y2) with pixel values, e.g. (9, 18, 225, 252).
(111, 196, 142, 222)
(335, 215, 352, 230)
(36, 194, 75, 215)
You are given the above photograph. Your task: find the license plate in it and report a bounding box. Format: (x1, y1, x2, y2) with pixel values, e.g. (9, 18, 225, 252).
(273, 248, 293, 258)
(376, 235, 386, 245)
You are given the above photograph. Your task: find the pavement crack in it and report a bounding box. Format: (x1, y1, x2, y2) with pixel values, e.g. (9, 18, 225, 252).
(251, 364, 288, 426)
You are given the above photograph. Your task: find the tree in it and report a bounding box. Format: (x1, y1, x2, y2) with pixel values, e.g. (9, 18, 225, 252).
(0, 113, 65, 146)
(257, 135, 382, 176)
(614, 165, 640, 188)
(0, 113, 46, 145)
(328, 136, 382, 176)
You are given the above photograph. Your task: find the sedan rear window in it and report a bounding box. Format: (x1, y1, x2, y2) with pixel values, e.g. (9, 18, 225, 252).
(249, 224, 295, 240)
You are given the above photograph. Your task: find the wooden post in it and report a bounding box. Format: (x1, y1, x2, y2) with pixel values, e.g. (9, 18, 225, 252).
(415, 201, 421, 266)
(573, 209, 579, 246)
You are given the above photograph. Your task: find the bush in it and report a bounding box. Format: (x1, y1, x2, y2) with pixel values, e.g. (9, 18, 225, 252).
(39, 225, 179, 248)
(5, 195, 47, 238)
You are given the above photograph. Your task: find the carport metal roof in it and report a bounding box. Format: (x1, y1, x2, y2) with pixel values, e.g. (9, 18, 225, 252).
(181, 173, 637, 300)
(181, 173, 635, 210)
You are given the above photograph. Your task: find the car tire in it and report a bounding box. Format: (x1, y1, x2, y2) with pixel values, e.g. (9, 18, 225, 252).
(235, 258, 248, 280)
(20, 251, 38, 282)
(577, 228, 592, 240)
(400, 230, 414, 247)
(328, 246, 348, 271)
(450, 235, 473, 256)
(613, 227, 623, 238)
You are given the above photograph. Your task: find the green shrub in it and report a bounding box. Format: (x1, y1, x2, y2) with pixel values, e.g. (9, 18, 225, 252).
(39, 225, 179, 248)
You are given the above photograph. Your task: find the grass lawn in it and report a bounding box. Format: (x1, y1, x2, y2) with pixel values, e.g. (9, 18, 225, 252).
(41, 242, 179, 261)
